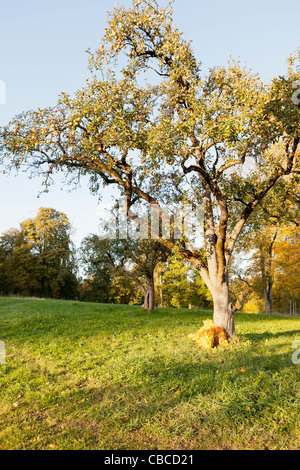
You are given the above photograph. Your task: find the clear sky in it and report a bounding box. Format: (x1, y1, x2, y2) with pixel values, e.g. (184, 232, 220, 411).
(0, 0, 299, 246)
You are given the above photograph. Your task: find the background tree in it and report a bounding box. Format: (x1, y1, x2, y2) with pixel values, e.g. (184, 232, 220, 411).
(1, 1, 299, 336)
(157, 254, 212, 309)
(80, 233, 170, 310)
(233, 218, 279, 314)
(233, 224, 300, 314)
(159, 255, 191, 308)
(0, 208, 78, 299)
(110, 275, 143, 305)
(78, 237, 113, 303)
(0, 228, 23, 295)
(271, 224, 300, 313)
(231, 177, 300, 313)
(20, 207, 78, 298)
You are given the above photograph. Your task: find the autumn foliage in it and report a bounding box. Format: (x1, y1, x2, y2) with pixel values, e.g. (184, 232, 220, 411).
(188, 319, 229, 349)
(0, 0, 299, 335)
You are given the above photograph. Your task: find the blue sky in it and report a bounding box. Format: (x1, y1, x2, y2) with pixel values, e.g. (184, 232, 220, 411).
(0, 0, 299, 246)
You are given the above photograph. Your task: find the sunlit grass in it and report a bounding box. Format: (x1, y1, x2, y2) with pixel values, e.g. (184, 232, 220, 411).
(0, 297, 299, 449)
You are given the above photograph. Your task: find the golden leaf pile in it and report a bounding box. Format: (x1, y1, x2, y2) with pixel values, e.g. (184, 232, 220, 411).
(188, 319, 229, 349)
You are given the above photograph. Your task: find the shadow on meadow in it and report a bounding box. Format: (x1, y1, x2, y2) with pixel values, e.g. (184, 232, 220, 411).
(241, 329, 300, 342)
(44, 342, 299, 451)
(1, 298, 299, 449)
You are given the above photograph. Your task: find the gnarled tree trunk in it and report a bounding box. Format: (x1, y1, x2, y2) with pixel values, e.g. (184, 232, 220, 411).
(143, 276, 155, 311)
(211, 279, 236, 337)
(199, 185, 237, 338)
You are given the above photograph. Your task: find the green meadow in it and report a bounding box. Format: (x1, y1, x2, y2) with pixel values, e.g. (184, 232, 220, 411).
(0, 297, 299, 450)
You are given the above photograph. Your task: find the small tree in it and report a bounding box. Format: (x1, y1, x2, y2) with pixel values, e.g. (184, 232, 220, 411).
(80, 234, 170, 310)
(1, 1, 299, 336)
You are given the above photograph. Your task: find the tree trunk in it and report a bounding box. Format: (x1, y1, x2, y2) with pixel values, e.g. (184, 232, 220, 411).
(263, 282, 273, 314)
(199, 185, 236, 338)
(260, 230, 277, 315)
(159, 274, 163, 307)
(211, 278, 236, 337)
(143, 276, 155, 311)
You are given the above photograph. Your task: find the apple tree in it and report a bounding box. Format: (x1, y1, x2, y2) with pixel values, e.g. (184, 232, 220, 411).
(0, 0, 299, 337)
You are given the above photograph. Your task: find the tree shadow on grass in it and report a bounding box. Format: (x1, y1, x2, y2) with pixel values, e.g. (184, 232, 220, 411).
(2, 314, 299, 450)
(240, 329, 300, 343)
(53, 340, 300, 450)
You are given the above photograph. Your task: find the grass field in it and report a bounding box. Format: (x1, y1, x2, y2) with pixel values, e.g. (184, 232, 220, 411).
(0, 297, 299, 450)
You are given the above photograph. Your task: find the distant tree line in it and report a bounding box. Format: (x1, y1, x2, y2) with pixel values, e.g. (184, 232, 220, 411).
(0, 206, 299, 314)
(79, 233, 213, 309)
(0, 207, 212, 309)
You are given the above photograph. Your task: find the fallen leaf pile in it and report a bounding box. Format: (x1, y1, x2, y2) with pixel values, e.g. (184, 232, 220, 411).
(188, 319, 229, 349)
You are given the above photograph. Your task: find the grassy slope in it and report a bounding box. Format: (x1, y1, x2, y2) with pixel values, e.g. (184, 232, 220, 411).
(0, 297, 299, 450)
